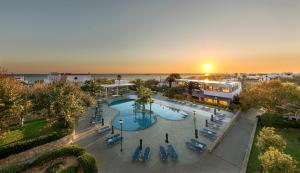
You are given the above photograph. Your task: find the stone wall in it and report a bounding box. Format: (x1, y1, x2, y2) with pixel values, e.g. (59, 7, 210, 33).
(0, 134, 74, 168)
(208, 108, 242, 152)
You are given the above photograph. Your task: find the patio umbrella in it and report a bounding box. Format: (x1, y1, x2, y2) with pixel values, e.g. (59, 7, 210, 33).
(101, 118, 104, 126)
(205, 120, 208, 127)
(139, 139, 143, 150)
(195, 129, 198, 138)
(211, 114, 214, 121)
(165, 133, 169, 143)
(214, 108, 217, 115)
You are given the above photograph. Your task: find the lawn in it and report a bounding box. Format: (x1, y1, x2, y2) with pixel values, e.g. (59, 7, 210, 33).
(0, 119, 65, 146)
(246, 127, 300, 173)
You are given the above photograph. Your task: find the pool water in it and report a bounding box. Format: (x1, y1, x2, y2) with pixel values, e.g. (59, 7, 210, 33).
(110, 99, 188, 131)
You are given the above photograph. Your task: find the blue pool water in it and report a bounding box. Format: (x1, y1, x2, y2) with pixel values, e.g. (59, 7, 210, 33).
(110, 99, 188, 131)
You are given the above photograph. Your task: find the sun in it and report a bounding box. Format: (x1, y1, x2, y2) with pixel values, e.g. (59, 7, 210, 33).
(203, 64, 212, 73)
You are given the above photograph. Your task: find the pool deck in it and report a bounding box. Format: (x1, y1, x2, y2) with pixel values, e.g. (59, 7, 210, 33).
(74, 95, 258, 173)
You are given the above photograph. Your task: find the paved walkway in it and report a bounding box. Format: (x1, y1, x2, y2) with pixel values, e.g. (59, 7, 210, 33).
(75, 99, 258, 173)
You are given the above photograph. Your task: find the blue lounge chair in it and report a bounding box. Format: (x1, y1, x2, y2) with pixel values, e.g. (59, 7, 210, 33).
(142, 147, 151, 161)
(190, 139, 207, 150)
(132, 146, 141, 161)
(216, 112, 226, 118)
(207, 122, 221, 130)
(96, 126, 111, 135)
(199, 128, 217, 139)
(159, 146, 168, 161)
(202, 128, 217, 135)
(185, 141, 205, 152)
(105, 134, 120, 142)
(106, 136, 123, 145)
(167, 144, 178, 160)
(211, 118, 223, 124)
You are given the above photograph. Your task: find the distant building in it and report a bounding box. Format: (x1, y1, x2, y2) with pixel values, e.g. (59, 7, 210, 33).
(176, 79, 242, 107)
(14, 75, 28, 84)
(44, 72, 92, 85)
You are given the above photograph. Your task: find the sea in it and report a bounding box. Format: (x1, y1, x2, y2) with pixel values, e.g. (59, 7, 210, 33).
(19, 74, 204, 84)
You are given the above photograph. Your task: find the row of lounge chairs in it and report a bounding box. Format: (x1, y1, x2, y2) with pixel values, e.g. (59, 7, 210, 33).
(166, 98, 198, 108)
(159, 144, 178, 161)
(96, 126, 111, 135)
(132, 146, 150, 161)
(186, 139, 207, 152)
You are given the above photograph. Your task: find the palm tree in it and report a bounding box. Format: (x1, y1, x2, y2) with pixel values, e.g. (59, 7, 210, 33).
(136, 86, 152, 111)
(117, 74, 122, 84)
(166, 73, 181, 88)
(186, 81, 197, 95)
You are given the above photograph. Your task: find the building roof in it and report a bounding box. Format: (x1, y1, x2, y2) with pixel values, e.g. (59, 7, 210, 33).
(176, 79, 240, 87)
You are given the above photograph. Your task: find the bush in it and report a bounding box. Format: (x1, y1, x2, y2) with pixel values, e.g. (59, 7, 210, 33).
(0, 131, 69, 159)
(46, 161, 64, 173)
(31, 145, 84, 166)
(259, 113, 300, 129)
(0, 145, 87, 173)
(78, 153, 98, 173)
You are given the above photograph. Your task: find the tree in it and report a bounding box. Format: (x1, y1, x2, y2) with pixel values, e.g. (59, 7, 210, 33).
(81, 80, 98, 96)
(165, 73, 181, 88)
(185, 81, 197, 95)
(117, 74, 122, 84)
(136, 86, 152, 111)
(256, 127, 286, 153)
(259, 147, 297, 173)
(240, 80, 300, 112)
(0, 76, 29, 132)
(131, 79, 144, 90)
(46, 80, 86, 128)
(277, 101, 300, 121)
(144, 79, 159, 88)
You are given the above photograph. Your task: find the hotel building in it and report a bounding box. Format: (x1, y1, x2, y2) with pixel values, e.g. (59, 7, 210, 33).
(176, 79, 242, 107)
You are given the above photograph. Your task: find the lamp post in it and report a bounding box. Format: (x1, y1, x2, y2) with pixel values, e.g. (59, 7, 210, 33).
(193, 110, 196, 130)
(119, 119, 123, 152)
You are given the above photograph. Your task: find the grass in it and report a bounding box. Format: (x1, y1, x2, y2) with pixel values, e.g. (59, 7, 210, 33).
(46, 161, 65, 173)
(0, 119, 65, 146)
(246, 127, 300, 173)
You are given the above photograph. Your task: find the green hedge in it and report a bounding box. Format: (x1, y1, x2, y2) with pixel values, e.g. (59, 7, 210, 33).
(78, 153, 98, 173)
(0, 130, 70, 159)
(0, 145, 97, 173)
(259, 113, 300, 129)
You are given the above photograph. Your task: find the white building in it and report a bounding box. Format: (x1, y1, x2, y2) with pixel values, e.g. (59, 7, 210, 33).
(176, 79, 242, 106)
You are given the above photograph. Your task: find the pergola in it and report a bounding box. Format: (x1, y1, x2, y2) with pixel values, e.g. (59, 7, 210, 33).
(100, 83, 135, 97)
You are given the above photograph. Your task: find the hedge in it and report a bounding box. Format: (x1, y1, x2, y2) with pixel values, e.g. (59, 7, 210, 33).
(78, 153, 98, 173)
(0, 145, 97, 173)
(0, 130, 70, 159)
(259, 113, 300, 129)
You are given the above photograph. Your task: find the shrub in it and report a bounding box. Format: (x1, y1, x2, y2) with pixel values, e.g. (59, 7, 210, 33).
(77, 153, 98, 173)
(60, 166, 78, 173)
(46, 161, 64, 173)
(31, 145, 84, 166)
(0, 145, 86, 173)
(259, 113, 300, 129)
(0, 131, 69, 159)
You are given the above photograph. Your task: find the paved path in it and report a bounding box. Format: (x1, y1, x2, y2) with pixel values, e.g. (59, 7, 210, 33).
(75, 101, 258, 173)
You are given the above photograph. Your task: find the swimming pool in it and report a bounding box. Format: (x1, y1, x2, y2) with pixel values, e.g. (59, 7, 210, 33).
(110, 99, 188, 131)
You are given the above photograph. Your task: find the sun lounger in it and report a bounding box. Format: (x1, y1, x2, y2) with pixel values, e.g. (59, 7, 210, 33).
(199, 128, 217, 139)
(211, 118, 223, 124)
(96, 126, 111, 135)
(185, 140, 206, 152)
(106, 136, 123, 145)
(167, 144, 178, 160)
(105, 134, 120, 142)
(132, 146, 141, 161)
(159, 146, 168, 161)
(190, 139, 207, 150)
(207, 122, 221, 130)
(142, 147, 151, 161)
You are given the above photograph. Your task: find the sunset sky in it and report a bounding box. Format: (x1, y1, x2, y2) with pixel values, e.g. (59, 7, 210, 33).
(0, 0, 299, 74)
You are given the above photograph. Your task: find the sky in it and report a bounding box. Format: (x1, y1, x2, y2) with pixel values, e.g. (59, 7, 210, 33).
(0, 0, 299, 74)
